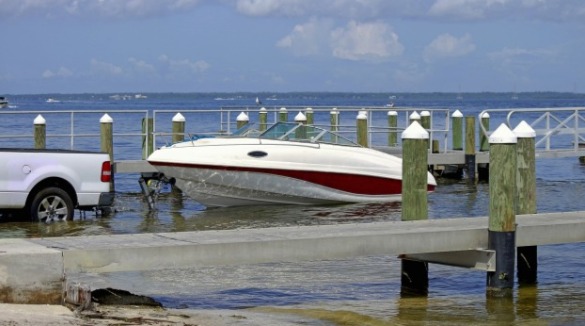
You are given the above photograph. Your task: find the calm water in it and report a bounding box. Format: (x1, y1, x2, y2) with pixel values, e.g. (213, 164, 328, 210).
(2, 92, 585, 324)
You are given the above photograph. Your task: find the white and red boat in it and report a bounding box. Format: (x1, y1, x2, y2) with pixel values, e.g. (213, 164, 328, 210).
(147, 122, 436, 207)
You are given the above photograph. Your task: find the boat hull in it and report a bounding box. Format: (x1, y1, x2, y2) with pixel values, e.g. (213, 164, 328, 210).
(151, 164, 403, 207)
(148, 136, 435, 207)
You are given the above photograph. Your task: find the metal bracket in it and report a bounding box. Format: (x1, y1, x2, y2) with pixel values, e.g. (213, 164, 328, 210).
(399, 249, 496, 272)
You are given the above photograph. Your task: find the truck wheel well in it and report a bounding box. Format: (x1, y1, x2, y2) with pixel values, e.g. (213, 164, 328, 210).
(26, 178, 78, 210)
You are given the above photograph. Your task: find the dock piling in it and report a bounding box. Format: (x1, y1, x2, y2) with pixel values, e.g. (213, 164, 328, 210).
(514, 121, 537, 284)
(279, 107, 288, 122)
(465, 116, 477, 180)
(305, 107, 314, 124)
(33, 115, 46, 149)
(452, 110, 463, 151)
(357, 111, 368, 147)
(400, 121, 430, 296)
(388, 111, 398, 146)
(141, 117, 153, 159)
(172, 113, 185, 143)
(236, 112, 249, 130)
(487, 123, 517, 297)
(259, 107, 267, 131)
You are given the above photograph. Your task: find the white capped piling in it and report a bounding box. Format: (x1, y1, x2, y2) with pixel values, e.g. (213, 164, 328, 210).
(142, 117, 153, 159)
(400, 121, 430, 295)
(172, 113, 186, 144)
(236, 112, 249, 130)
(305, 107, 314, 124)
(259, 107, 267, 132)
(388, 111, 398, 146)
(465, 116, 476, 180)
(420, 110, 431, 130)
(514, 121, 537, 284)
(452, 110, 463, 151)
(357, 110, 368, 147)
(100, 114, 114, 192)
(409, 111, 420, 125)
(33, 114, 46, 149)
(294, 112, 307, 139)
(487, 123, 517, 297)
(480, 112, 490, 152)
(279, 107, 288, 122)
(330, 108, 339, 143)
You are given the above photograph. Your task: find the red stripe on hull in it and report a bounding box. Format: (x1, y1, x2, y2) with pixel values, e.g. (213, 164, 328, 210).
(149, 162, 406, 195)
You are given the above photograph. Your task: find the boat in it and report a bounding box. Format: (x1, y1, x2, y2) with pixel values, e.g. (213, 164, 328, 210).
(147, 122, 436, 207)
(0, 96, 8, 108)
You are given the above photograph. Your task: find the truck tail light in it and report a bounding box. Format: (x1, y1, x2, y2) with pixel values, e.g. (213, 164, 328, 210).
(101, 161, 112, 182)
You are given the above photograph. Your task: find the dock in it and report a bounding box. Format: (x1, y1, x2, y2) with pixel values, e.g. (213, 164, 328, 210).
(1, 211, 584, 304)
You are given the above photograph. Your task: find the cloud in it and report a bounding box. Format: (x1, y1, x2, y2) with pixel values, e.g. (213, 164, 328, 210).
(276, 18, 333, 56)
(0, 0, 202, 19)
(42, 67, 74, 78)
(128, 57, 157, 74)
(158, 55, 210, 74)
(331, 21, 404, 61)
(278, 19, 403, 62)
(488, 47, 557, 69)
(424, 33, 475, 62)
(90, 59, 124, 76)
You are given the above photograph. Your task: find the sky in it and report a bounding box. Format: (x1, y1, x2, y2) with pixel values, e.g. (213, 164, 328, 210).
(1, 0, 585, 94)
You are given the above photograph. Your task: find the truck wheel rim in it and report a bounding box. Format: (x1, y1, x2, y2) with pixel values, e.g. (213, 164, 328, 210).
(37, 195, 68, 222)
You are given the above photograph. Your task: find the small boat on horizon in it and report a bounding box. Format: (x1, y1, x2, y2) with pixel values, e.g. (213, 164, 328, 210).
(147, 121, 436, 207)
(0, 96, 8, 108)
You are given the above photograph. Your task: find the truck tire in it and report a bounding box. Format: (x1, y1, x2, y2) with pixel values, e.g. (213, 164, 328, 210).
(29, 187, 74, 222)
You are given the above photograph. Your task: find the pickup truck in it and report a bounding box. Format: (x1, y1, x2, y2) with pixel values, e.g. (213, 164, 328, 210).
(0, 148, 114, 222)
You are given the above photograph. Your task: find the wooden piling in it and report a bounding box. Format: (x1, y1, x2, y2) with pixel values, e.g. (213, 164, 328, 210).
(33, 115, 46, 149)
(294, 112, 307, 139)
(401, 121, 430, 296)
(305, 108, 314, 125)
(452, 110, 463, 151)
(465, 116, 476, 180)
(259, 107, 267, 132)
(236, 112, 249, 130)
(330, 108, 339, 143)
(172, 113, 185, 144)
(279, 107, 288, 122)
(420, 111, 431, 129)
(487, 123, 517, 297)
(141, 117, 153, 160)
(100, 114, 115, 192)
(514, 121, 537, 284)
(357, 111, 368, 147)
(388, 111, 398, 146)
(409, 111, 420, 125)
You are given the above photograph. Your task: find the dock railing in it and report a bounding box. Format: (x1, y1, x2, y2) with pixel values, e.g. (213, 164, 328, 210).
(479, 107, 585, 158)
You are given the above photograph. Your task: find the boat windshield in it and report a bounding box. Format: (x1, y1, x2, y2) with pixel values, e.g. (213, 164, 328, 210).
(259, 122, 360, 147)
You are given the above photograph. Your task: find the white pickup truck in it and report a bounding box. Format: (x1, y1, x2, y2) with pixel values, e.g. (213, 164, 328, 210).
(0, 148, 114, 222)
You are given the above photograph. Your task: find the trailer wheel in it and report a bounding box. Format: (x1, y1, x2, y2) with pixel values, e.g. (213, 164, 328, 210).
(29, 187, 74, 222)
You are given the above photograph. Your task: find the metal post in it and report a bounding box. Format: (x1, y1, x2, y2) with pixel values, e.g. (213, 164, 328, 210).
(480, 112, 490, 152)
(142, 117, 153, 160)
(514, 121, 537, 284)
(487, 123, 517, 297)
(401, 121, 429, 296)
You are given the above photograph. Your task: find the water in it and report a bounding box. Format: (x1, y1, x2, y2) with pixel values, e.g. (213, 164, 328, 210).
(2, 92, 585, 324)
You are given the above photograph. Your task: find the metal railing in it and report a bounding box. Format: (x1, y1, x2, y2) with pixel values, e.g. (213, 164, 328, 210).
(479, 107, 585, 157)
